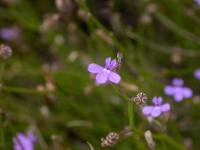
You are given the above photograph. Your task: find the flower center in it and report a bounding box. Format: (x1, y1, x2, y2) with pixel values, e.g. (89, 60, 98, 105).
(103, 68, 110, 73)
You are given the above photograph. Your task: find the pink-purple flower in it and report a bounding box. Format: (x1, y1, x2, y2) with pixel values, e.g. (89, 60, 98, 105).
(88, 57, 121, 84)
(195, 0, 200, 5)
(0, 26, 20, 41)
(164, 78, 193, 102)
(142, 96, 170, 118)
(13, 131, 36, 150)
(194, 69, 200, 80)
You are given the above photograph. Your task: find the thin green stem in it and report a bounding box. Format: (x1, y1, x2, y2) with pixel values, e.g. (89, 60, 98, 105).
(0, 116, 5, 149)
(111, 84, 134, 129)
(0, 86, 46, 95)
(0, 63, 5, 83)
(128, 99, 134, 129)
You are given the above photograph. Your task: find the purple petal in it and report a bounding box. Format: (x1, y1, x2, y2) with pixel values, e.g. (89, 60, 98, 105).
(0, 26, 20, 41)
(27, 131, 36, 143)
(174, 93, 184, 102)
(105, 57, 111, 68)
(182, 87, 193, 98)
(164, 86, 175, 95)
(195, 0, 200, 5)
(108, 71, 121, 84)
(96, 70, 109, 84)
(14, 133, 34, 150)
(142, 106, 153, 115)
(152, 96, 163, 105)
(194, 69, 200, 80)
(88, 63, 103, 74)
(172, 78, 184, 86)
(151, 106, 161, 117)
(161, 103, 170, 112)
(13, 137, 21, 150)
(110, 59, 117, 70)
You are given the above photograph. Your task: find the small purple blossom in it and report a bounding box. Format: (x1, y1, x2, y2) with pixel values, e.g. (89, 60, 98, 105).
(142, 96, 170, 118)
(88, 57, 121, 84)
(13, 131, 36, 150)
(194, 69, 200, 80)
(195, 0, 200, 5)
(164, 78, 193, 102)
(0, 26, 20, 41)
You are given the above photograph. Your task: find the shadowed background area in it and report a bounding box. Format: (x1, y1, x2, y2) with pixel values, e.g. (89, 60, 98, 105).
(0, 0, 200, 149)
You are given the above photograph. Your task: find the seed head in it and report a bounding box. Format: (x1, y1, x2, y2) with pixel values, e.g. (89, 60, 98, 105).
(101, 132, 119, 147)
(131, 92, 147, 105)
(0, 44, 12, 59)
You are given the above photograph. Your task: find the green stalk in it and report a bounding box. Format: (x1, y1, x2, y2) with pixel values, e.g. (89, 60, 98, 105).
(1, 86, 46, 95)
(128, 99, 134, 129)
(0, 116, 5, 149)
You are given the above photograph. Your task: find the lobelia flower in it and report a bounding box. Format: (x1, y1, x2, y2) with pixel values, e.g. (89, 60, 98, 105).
(195, 0, 200, 5)
(142, 96, 170, 118)
(13, 131, 36, 150)
(0, 26, 20, 41)
(88, 57, 121, 84)
(194, 69, 200, 80)
(164, 78, 193, 102)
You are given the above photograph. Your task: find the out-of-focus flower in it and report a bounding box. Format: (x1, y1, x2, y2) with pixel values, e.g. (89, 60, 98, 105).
(0, 26, 20, 41)
(88, 57, 121, 85)
(40, 14, 60, 33)
(1, 0, 17, 5)
(0, 44, 12, 59)
(171, 47, 182, 64)
(142, 96, 170, 118)
(101, 132, 119, 147)
(164, 78, 193, 102)
(77, 9, 91, 21)
(13, 131, 36, 150)
(195, 0, 200, 5)
(194, 69, 200, 80)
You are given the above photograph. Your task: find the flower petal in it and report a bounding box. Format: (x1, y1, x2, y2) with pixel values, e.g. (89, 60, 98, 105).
(172, 78, 184, 86)
(88, 63, 103, 74)
(164, 86, 175, 95)
(174, 93, 184, 102)
(152, 96, 162, 105)
(105, 57, 111, 68)
(182, 87, 193, 98)
(142, 106, 153, 115)
(151, 106, 161, 117)
(96, 71, 109, 84)
(194, 69, 200, 80)
(108, 72, 121, 84)
(15, 133, 34, 150)
(110, 59, 117, 70)
(161, 103, 170, 112)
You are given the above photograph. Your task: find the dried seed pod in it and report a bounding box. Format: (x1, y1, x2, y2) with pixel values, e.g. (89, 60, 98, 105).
(0, 44, 12, 59)
(120, 126, 133, 138)
(144, 130, 155, 150)
(101, 132, 119, 147)
(131, 92, 147, 105)
(115, 52, 123, 72)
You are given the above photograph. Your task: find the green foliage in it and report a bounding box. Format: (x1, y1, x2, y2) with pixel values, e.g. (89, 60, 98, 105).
(0, 0, 200, 149)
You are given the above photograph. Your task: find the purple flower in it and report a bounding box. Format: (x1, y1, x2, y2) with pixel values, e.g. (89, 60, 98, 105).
(195, 0, 200, 5)
(0, 26, 20, 41)
(194, 69, 200, 80)
(88, 57, 121, 84)
(142, 96, 170, 118)
(164, 78, 193, 102)
(13, 131, 36, 150)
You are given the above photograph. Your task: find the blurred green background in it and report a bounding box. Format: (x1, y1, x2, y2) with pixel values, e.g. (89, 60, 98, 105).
(0, 0, 200, 149)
